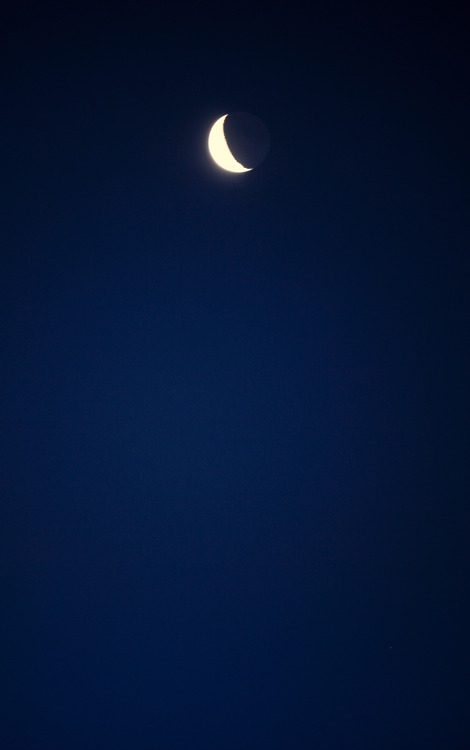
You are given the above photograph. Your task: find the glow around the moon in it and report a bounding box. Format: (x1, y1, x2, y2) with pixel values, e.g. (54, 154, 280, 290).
(208, 115, 252, 173)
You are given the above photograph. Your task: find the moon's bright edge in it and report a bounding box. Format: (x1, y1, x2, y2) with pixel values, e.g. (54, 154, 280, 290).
(208, 115, 252, 173)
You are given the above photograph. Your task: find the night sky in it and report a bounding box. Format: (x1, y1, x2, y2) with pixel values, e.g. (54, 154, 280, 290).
(2, 2, 469, 748)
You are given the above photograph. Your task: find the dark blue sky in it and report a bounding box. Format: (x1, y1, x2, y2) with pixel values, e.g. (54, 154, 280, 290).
(2, 2, 469, 748)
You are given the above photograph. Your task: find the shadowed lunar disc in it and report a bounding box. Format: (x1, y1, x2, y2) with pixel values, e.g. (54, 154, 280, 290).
(208, 112, 270, 172)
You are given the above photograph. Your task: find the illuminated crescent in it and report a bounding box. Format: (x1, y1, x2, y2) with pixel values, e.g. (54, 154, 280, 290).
(208, 115, 252, 173)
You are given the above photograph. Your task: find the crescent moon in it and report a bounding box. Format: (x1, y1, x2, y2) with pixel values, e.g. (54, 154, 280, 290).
(208, 115, 252, 173)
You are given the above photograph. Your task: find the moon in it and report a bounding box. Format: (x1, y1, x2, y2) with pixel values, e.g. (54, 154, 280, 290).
(208, 115, 251, 173)
(208, 113, 270, 173)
